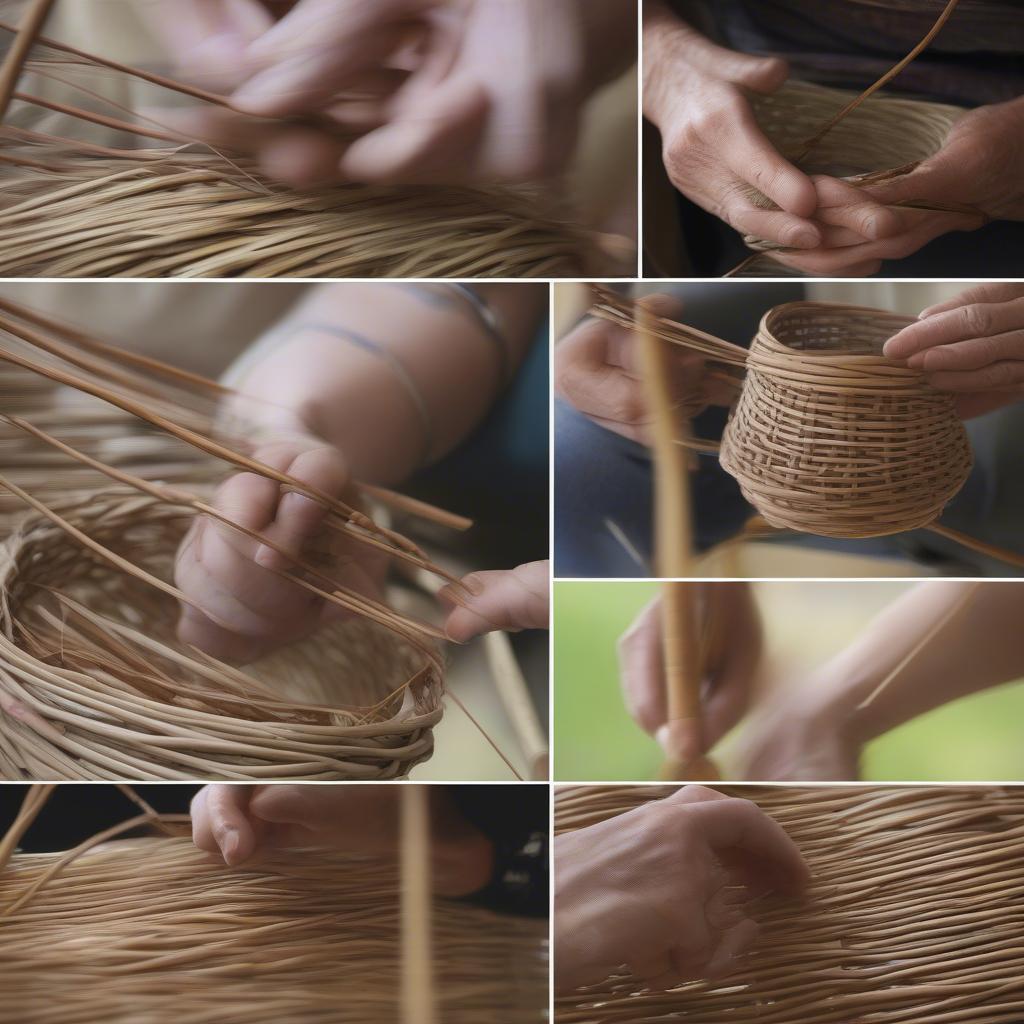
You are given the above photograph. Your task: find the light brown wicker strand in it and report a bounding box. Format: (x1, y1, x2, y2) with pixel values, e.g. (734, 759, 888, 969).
(402, 787, 437, 1024)
(0, 0, 55, 121)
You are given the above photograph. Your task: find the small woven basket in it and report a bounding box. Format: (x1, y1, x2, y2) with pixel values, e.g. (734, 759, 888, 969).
(720, 302, 973, 538)
(0, 490, 442, 781)
(744, 79, 965, 252)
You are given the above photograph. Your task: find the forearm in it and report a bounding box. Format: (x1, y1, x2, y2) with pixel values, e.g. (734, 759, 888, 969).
(811, 582, 1024, 744)
(223, 282, 544, 484)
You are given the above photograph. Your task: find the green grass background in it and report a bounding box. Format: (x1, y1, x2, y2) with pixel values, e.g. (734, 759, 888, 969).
(554, 581, 1024, 782)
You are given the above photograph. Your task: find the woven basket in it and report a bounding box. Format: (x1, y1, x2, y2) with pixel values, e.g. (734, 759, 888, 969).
(1, 834, 548, 1024)
(719, 302, 973, 538)
(0, 490, 443, 781)
(743, 79, 965, 253)
(555, 784, 1024, 1024)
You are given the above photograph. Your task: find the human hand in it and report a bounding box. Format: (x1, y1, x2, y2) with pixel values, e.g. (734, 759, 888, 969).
(619, 584, 762, 767)
(643, 4, 898, 252)
(439, 560, 549, 643)
(765, 98, 1024, 277)
(190, 784, 495, 897)
(554, 785, 809, 992)
(555, 294, 734, 444)
(882, 282, 1024, 418)
(174, 431, 387, 664)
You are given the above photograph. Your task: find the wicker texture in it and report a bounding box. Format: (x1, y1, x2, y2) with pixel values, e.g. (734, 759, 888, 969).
(590, 291, 973, 541)
(720, 302, 972, 538)
(555, 784, 1024, 1024)
(744, 80, 965, 253)
(0, 490, 442, 781)
(0, 834, 547, 1024)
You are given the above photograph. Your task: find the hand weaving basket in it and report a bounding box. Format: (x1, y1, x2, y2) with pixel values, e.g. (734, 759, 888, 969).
(0, 489, 443, 781)
(555, 784, 1024, 1024)
(0, 5, 594, 278)
(744, 79, 966, 253)
(0, 296, 463, 781)
(591, 290, 974, 542)
(0, 792, 548, 1024)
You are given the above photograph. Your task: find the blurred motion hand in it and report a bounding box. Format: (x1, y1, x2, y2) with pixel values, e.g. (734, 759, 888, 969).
(191, 784, 495, 897)
(644, 4, 898, 252)
(147, 0, 627, 186)
(555, 294, 734, 444)
(554, 785, 809, 992)
(883, 282, 1024, 418)
(619, 584, 762, 766)
(174, 430, 387, 664)
(440, 560, 549, 643)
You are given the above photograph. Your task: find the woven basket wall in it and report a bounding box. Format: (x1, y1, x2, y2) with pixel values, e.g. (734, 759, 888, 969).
(0, 490, 442, 781)
(719, 302, 973, 538)
(744, 80, 964, 253)
(0, 835, 548, 1024)
(555, 784, 1024, 1024)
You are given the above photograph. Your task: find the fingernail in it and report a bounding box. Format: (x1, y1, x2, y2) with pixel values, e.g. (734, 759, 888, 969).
(462, 574, 485, 597)
(254, 543, 284, 570)
(906, 353, 927, 369)
(279, 490, 318, 518)
(790, 228, 819, 249)
(192, 31, 248, 68)
(232, 63, 301, 112)
(220, 829, 241, 865)
(656, 720, 699, 767)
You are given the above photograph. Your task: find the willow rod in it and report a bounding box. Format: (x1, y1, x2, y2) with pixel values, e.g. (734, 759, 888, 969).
(401, 787, 436, 1024)
(0, 0, 55, 121)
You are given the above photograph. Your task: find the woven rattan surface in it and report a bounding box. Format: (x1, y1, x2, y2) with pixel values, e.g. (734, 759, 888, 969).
(0, 834, 547, 1024)
(719, 302, 973, 538)
(0, 490, 443, 780)
(555, 784, 1024, 1024)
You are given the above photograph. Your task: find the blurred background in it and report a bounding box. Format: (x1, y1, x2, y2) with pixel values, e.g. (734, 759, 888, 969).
(553, 580, 1024, 782)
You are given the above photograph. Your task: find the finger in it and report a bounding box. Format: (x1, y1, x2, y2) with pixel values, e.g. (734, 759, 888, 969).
(254, 445, 348, 571)
(679, 31, 789, 95)
(235, 0, 434, 117)
(885, 300, 1024, 361)
(695, 798, 810, 895)
(628, 952, 685, 992)
(811, 176, 902, 242)
(909, 330, 1024, 373)
(339, 79, 489, 185)
(727, 204, 822, 250)
(618, 598, 667, 735)
(704, 918, 760, 980)
(441, 561, 549, 642)
(918, 284, 1024, 319)
(723, 106, 817, 218)
(926, 360, 1024, 392)
(193, 785, 259, 866)
(258, 128, 350, 187)
(667, 785, 728, 807)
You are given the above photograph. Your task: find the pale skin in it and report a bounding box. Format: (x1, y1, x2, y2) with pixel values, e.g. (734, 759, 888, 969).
(554, 785, 809, 992)
(643, 1, 1024, 276)
(145, 0, 636, 187)
(622, 582, 1024, 781)
(190, 784, 495, 897)
(174, 282, 547, 663)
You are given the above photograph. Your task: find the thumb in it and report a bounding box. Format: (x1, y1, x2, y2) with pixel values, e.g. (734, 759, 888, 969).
(685, 37, 789, 94)
(441, 561, 550, 642)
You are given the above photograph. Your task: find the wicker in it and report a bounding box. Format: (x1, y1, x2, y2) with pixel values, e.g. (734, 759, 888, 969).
(744, 80, 966, 253)
(720, 302, 972, 538)
(555, 784, 1024, 1024)
(0, 793, 548, 1024)
(591, 291, 974, 541)
(0, 296, 466, 781)
(0, 11, 593, 278)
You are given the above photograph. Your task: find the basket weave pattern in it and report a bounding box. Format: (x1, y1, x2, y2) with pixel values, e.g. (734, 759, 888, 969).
(0, 491, 442, 781)
(719, 302, 973, 538)
(555, 784, 1024, 1023)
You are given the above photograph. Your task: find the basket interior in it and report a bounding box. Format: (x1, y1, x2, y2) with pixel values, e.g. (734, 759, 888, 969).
(767, 307, 905, 357)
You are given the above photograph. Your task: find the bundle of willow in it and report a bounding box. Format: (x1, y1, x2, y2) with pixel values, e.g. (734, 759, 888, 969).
(592, 290, 973, 541)
(0, 14, 589, 278)
(743, 79, 967, 255)
(555, 784, 1024, 1024)
(0, 804, 547, 1023)
(0, 297, 461, 780)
